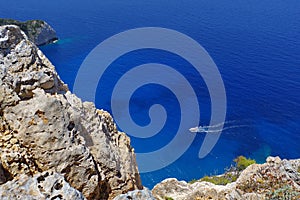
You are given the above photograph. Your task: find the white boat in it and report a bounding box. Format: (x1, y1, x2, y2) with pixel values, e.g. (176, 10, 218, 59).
(189, 126, 208, 133)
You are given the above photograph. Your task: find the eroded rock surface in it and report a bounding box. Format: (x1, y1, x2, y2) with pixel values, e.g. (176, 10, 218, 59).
(0, 25, 67, 104)
(113, 188, 155, 200)
(0, 25, 142, 199)
(2, 24, 300, 200)
(152, 156, 300, 200)
(0, 170, 86, 200)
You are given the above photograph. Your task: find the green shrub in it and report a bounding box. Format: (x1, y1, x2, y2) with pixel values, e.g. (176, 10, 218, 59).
(234, 156, 256, 171)
(189, 155, 254, 186)
(164, 197, 174, 200)
(200, 173, 238, 185)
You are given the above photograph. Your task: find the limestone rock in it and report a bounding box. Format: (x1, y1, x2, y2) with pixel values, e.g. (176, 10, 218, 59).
(236, 156, 300, 197)
(266, 155, 281, 164)
(63, 94, 143, 198)
(113, 188, 155, 200)
(0, 25, 142, 199)
(0, 25, 67, 104)
(0, 170, 86, 200)
(152, 178, 241, 200)
(152, 156, 300, 200)
(1, 24, 300, 200)
(1, 89, 103, 199)
(0, 18, 58, 46)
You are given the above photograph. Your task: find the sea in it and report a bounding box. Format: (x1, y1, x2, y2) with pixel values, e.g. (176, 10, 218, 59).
(1, 0, 299, 188)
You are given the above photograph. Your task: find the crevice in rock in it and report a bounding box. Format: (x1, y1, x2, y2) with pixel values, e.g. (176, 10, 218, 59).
(0, 163, 13, 185)
(50, 194, 63, 200)
(67, 121, 75, 131)
(53, 180, 63, 190)
(91, 153, 110, 200)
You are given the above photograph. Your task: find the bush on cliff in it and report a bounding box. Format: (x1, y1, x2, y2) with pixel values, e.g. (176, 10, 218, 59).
(200, 173, 238, 185)
(189, 155, 256, 185)
(234, 155, 256, 171)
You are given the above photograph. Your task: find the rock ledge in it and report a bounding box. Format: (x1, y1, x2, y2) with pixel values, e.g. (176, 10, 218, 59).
(0, 18, 58, 46)
(0, 25, 142, 200)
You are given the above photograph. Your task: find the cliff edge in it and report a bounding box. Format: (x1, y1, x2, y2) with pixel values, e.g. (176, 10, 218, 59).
(1, 24, 300, 200)
(151, 156, 300, 200)
(0, 25, 142, 200)
(0, 19, 58, 46)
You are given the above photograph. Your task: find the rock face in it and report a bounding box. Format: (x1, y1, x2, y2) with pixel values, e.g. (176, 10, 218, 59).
(113, 188, 155, 200)
(0, 25, 142, 199)
(152, 178, 241, 200)
(2, 24, 300, 200)
(152, 156, 300, 200)
(0, 19, 58, 46)
(0, 170, 86, 200)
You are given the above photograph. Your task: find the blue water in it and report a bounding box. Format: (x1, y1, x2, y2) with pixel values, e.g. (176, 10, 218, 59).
(1, 0, 299, 188)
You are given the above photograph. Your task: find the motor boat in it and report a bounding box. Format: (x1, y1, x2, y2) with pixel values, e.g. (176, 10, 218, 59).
(189, 126, 208, 133)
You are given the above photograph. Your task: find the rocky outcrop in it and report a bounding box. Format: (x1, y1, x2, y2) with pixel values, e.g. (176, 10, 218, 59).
(2, 24, 300, 200)
(113, 188, 155, 200)
(0, 170, 86, 200)
(0, 25, 142, 199)
(151, 178, 261, 200)
(152, 156, 300, 200)
(0, 19, 58, 46)
(0, 25, 67, 103)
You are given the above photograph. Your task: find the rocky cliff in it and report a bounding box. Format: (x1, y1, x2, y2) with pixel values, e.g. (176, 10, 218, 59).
(0, 19, 58, 46)
(1, 24, 300, 200)
(0, 25, 142, 199)
(151, 156, 300, 200)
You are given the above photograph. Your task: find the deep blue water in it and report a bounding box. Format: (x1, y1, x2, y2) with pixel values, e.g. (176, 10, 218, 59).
(1, 0, 299, 188)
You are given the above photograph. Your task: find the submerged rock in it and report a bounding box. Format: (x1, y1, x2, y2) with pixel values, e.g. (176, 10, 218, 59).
(0, 25, 142, 199)
(0, 18, 58, 46)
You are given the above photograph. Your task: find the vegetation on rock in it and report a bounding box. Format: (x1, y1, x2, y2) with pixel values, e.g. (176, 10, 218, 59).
(188, 155, 255, 186)
(234, 155, 256, 171)
(188, 179, 198, 184)
(200, 173, 238, 185)
(155, 156, 300, 200)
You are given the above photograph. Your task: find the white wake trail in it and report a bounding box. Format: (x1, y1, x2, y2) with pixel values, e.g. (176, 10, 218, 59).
(202, 120, 238, 128)
(189, 122, 250, 133)
(204, 125, 250, 133)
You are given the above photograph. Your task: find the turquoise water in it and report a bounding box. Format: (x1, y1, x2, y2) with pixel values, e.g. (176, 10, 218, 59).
(1, 0, 299, 188)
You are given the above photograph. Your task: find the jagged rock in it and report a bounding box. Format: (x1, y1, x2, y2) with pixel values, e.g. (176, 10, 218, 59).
(266, 155, 281, 164)
(113, 188, 155, 200)
(0, 25, 67, 105)
(4, 23, 299, 200)
(152, 178, 243, 200)
(69, 98, 143, 198)
(0, 170, 86, 200)
(236, 156, 300, 197)
(0, 25, 142, 200)
(152, 156, 300, 200)
(0, 18, 58, 46)
(1, 89, 103, 199)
